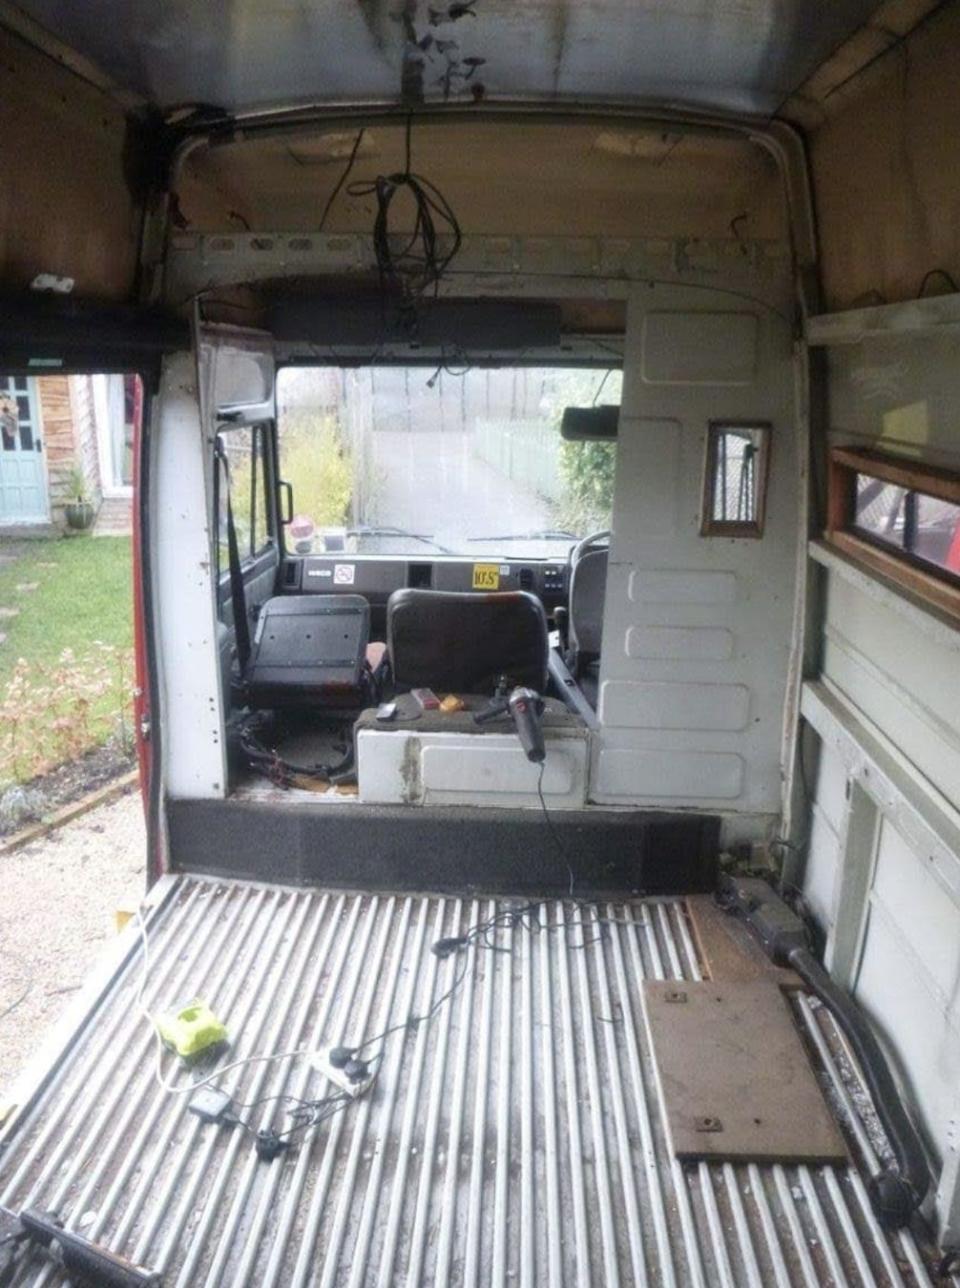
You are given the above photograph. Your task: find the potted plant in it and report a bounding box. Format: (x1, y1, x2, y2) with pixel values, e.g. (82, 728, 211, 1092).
(64, 464, 95, 531)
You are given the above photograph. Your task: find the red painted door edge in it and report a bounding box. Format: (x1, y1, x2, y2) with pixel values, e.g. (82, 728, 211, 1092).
(131, 375, 163, 880)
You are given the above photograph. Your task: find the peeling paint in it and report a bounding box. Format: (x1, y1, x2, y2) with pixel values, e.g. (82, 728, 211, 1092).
(399, 735, 423, 803)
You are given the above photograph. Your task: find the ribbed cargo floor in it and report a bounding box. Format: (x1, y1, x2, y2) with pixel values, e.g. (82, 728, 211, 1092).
(0, 876, 942, 1286)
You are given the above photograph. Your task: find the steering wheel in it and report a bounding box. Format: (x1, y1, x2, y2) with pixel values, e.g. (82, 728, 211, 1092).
(569, 529, 611, 569)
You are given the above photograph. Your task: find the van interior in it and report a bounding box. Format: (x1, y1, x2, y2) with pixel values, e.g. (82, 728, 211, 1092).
(2, 2, 960, 1284)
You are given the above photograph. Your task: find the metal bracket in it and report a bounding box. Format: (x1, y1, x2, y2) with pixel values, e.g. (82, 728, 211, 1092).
(694, 1115, 724, 1133)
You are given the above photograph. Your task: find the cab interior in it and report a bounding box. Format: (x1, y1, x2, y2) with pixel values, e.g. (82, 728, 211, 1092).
(123, 111, 797, 877)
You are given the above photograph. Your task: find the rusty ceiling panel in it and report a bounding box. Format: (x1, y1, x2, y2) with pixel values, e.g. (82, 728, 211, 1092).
(5, 0, 894, 119)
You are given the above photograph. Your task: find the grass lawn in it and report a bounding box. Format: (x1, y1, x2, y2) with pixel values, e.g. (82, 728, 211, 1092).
(0, 535, 134, 785)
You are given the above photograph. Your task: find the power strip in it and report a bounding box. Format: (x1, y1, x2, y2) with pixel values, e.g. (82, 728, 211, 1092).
(310, 1047, 377, 1098)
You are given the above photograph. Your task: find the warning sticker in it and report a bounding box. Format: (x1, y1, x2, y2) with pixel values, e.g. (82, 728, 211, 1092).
(472, 563, 500, 590)
(333, 564, 356, 586)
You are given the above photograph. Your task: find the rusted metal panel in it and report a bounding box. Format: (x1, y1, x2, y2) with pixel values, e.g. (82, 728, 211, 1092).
(10, 0, 891, 116)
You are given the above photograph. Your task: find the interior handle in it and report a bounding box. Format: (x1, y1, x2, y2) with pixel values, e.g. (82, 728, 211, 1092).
(279, 480, 294, 524)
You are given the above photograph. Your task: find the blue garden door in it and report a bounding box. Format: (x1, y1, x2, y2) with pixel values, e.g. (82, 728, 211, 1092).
(0, 377, 49, 523)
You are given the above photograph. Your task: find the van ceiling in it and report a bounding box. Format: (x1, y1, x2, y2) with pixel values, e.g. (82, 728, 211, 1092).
(179, 120, 786, 240)
(9, 0, 893, 118)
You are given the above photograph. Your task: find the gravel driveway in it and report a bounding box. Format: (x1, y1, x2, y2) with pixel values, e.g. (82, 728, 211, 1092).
(0, 790, 146, 1094)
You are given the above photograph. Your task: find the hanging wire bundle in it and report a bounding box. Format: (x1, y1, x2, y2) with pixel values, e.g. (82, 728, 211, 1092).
(342, 115, 462, 306)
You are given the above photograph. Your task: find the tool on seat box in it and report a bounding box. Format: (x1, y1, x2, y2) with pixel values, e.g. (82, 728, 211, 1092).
(0, 1206, 161, 1287)
(474, 678, 546, 763)
(411, 687, 440, 711)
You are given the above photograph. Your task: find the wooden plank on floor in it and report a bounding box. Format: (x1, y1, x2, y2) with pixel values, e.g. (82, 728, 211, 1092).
(686, 893, 800, 987)
(644, 978, 848, 1164)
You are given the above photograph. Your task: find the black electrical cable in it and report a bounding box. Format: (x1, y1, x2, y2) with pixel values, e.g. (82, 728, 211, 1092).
(591, 368, 613, 406)
(219, 728, 625, 1161)
(352, 948, 474, 1059)
(349, 759, 618, 1066)
(917, 267, 959, 297)
(236, 712, 354, 787)
(785, 946, 930, 1226)
(346, 114, 462, 303)
(248, 1089, 353, 1146)
(536, 759, 576, 897)
(317, 127, 366, 233)
(717, 875, 930, 1229)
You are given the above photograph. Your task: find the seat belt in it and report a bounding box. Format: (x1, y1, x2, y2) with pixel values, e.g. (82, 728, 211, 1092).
(216, 440, 251, 676)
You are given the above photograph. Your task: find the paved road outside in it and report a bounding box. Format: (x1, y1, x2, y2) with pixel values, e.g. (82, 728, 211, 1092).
(0, 790, 146, 1094)
(369, 430, 551, 551)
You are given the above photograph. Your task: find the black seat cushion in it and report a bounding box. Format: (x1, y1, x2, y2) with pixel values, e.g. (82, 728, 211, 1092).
(246, 594, 371, 709)
(387, 589, 548, 694)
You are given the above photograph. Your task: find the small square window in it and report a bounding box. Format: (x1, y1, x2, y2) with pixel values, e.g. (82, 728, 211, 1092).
(701, 422, 771, 538)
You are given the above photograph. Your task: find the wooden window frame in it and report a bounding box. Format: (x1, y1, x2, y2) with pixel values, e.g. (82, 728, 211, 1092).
(700, 420, 771, 538)
(826, 446, 960, 624)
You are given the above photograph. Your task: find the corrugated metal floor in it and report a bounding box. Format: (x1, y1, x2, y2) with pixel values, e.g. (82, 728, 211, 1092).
(0, 876, 943, 1286)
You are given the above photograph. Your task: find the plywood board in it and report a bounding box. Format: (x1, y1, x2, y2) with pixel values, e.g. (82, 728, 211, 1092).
(643, 980, 847, 1164)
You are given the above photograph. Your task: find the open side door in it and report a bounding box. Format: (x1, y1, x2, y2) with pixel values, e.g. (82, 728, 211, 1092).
(197, 323, 281, 708)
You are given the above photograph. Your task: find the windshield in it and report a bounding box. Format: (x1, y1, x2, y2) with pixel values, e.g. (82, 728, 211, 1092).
(277, 365, 621, 559)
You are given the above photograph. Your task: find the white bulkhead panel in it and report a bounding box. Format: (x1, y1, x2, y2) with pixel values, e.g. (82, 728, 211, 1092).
(153, 327, 276, 801)
(358, 729, 589, 808)
(592, 285, 800, 825)
(151, 350, 228, 798)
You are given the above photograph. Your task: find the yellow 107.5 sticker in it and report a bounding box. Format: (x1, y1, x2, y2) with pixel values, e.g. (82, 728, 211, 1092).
(472, 563, 500, 590)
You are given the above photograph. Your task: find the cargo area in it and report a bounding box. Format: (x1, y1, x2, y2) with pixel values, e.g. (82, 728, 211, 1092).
(0, 876, 947, 1287)
(3, 0, 960, 1281)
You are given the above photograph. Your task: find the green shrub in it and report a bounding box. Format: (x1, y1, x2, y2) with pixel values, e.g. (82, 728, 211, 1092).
(0, 644, 134, 786)
(553, 439, 617, 534)
(280, 412, 352, 527)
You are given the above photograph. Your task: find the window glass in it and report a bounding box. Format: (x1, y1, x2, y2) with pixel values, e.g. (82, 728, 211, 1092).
(854, 478, 906, 548)
(217, 424, 270, 569)
(701, 422, 770, 536)
(276, 366, 622, 559)
(854, 471, 960, 577)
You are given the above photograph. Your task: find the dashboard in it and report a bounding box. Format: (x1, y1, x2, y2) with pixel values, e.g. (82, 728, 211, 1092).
(280, 555, 568, 615)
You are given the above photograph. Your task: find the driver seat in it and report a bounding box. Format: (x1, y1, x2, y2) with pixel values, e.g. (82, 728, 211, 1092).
(567, 545, 608, 681)
(387, 589, 549, 695)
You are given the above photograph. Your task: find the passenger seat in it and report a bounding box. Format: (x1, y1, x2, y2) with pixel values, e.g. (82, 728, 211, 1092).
(386, 589, 549, 695)
(566, 546, 608, 701)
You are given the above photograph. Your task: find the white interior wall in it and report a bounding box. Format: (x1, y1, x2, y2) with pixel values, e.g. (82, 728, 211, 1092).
(152, 349, 228, 800)
(591, 285, 801, 839)
(801, 323, 960, 1236)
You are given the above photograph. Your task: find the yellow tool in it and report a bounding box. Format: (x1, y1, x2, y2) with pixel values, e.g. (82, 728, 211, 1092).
(154, 1000, 228, 1061)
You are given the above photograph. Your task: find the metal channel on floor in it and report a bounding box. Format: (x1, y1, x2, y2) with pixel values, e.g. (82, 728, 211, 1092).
(0, 876, 941, 1286)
